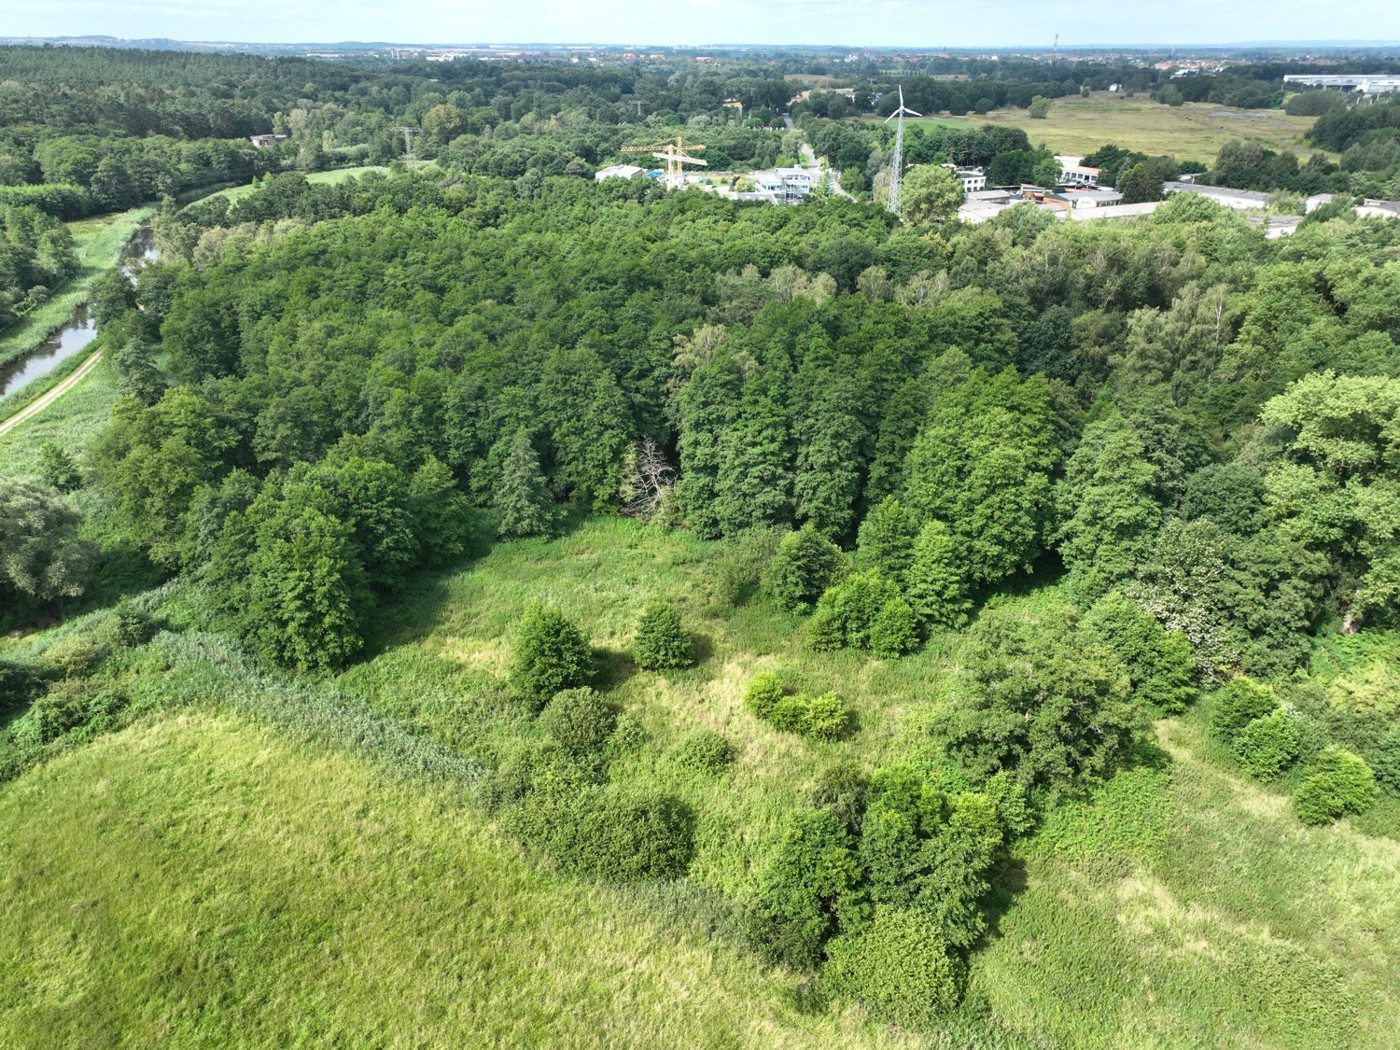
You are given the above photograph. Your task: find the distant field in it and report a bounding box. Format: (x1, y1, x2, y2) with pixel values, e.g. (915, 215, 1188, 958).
(210, 164, 398, 204)
(901, 93, 1323, 164)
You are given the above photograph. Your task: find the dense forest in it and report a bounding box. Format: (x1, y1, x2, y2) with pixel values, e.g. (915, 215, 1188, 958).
(4, 43, 1400, 1046)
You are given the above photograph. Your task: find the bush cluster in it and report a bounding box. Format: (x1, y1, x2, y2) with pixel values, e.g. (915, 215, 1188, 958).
(810, 571, 920, 657)
(743, 673, 850, 740)
(1294, 747, 1378, 826)
(668, 730, 735, 774)
(1232, 709, 1300, 780)
(538, 687, 617, 759)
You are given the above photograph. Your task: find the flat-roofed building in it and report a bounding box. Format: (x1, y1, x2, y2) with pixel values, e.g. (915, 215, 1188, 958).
(1163, 182, 1270, 211)
(594, 164, 647, 182)
(1061, 165, 1100, 187)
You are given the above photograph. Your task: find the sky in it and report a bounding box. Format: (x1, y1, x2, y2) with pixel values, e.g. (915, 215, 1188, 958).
(4, 0, 1400, 49)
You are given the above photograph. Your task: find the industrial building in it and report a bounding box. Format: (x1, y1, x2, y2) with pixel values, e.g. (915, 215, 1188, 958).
(750, 167, 815, 203)
(594, 164, 647, 182)
(1283, 74, 1400, 95)
(1163, 182, 1271, 211)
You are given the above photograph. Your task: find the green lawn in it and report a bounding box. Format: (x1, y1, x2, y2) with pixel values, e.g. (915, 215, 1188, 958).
(208, 164, 407, 205)
(0, 711, 924, 1050)
(896, 93, 1323, 165)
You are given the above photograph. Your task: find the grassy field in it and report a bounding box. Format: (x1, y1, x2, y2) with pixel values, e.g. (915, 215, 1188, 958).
(0, 355, 119, 477)
(0, 712, 929, 1050)
(906, 93, 1323, 165)
(3, 517, 1400, 1047)
(0, 206, 155, 370)
(209, 164, 401, 205)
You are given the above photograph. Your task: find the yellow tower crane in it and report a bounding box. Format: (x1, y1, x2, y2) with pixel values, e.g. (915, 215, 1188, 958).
(621, 135, 707, 188)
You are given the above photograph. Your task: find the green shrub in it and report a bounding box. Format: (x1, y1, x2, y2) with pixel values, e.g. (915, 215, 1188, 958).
(823, 906, 966, 1029)
(44, 635, 104, 678)
(1210, 676, 1279, 739)
(803, 692, 851, 740)
(763, 524, 847, 613)
(903, 520, 971, 629)
(1372, 726, 1400, 797)
(98, 596, 155, 650)
(1082, 591, 1197, 715)
(1232, 709, 1300, 780)
(812, 571, 900, 651)
(10, 682, 128, 747)
(714, 526, 784, 605)
(668, 730, 735, 774)
(38, 442, 82, 493)
(869, 596, 920, 657)
(508, 603, 592, 710)
(633, 603, 693, 671)
(552, 786, 695, 880)
(743, 672, 787, 719)
(1294, 747, 1378, 826)
(538, 687, 617, 758)
(770, 694, 811, 734)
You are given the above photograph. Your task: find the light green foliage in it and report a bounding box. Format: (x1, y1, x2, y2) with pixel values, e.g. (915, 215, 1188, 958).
(495, 429, 557, 540)
(1028, 96, 1052, 119)
(633, 602, 694, 671)
(1055, 417, 1163, 603)
(823, 906, 966, 1028)
(1294, 747, 1378, 825)
(97, 595, 155, 651)
(763, 524, 847, 613)
(802, 693, 851, 740)
(508, 603, 592, 710)
(1372, 727, 1400, 797)
(742, 671, 787, 721)
(750, 808, 866, 969)
(1081, 591, 1197, 715)
(810, 570, 905, 653)
(903, 520, 971, 629)
(899, 164, 964, 225)
(0, 476, 95, 607)
(1260, 372, 1400, 625)
(903, 369, 1062, 587)
(1210, 676, 1279, 739)
(537, 687, 617, 759)
(550, 786, 695, 880)
(667, 730, 735, 775)
(1233, 709, 1301, 780)
(856, 496, 917, 582)
(44, 635, 103, 678)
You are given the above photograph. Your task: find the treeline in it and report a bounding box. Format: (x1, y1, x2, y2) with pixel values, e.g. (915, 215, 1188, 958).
(0, 205, 78, 330)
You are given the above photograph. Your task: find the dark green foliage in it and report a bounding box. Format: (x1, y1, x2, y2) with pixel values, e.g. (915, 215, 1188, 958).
(903, 520, 971, 629)
(1210, 677, 1279, 740)
(667, 730, 735, 774)
(107, 339, 167, 406)
(37, 442, 81, 493)
(1081, 592, 1197, 715)
(822, 907, 966, 1028)
(856, 496, 918, 583)
(810, 571, 904, 652)
(1181, 463, 1266, 535)
(495, 430, 557, 540)
(537, 687, 617, 759)
(408, 456, 472, 566)
(903, 369, 1063, 587)
(750, 808, 866, 969)
(633, 603, 694, 671)
(931, 611, 1145, 796)
(551, 786, 695, 880)
(1294, 747, 1378, 825)
(98, 596, 155, 651)
(1371, 727, 1400, 797)
(858, 764, 1005, 950)
(1233, 710, 1301, 780)
(509, 604, 593, 710)
(763, 524, 847, 613)
(869, 596, 920, 658)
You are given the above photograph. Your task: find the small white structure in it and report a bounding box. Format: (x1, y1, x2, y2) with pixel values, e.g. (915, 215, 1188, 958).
(1061, 165, 1101, 188)
(594, 164, 647, 182)
(751, 167, 814, 203)
(249, 134, 288, 149)
(955, 167, 986, 193)
(1067, 201, 1163, 222)
(1305, 193, 1338, 213)
(1063, 189, 1124, 209)
(1357, 199, 1400, 220)
(1163, 182, 1270, 211)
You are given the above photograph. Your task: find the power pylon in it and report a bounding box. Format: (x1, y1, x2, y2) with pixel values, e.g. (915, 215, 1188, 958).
(621, 134, 707, 188)
(885, 86, 921, 217)
(393, 125, 422, 167)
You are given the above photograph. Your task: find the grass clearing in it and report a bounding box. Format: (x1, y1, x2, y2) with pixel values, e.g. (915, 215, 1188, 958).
(903, 93, 1323, 164)
(207, 164, 403, 205)
(0, 710, 927, 1049)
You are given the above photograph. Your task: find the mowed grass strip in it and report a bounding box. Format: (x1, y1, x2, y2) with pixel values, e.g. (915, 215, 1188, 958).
(0, 711, 928, 1050)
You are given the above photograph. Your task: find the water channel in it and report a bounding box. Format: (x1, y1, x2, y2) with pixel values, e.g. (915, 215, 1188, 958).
(0, 225, 159, 400)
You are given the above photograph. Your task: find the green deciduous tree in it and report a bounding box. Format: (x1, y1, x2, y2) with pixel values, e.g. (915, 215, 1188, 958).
(900, 164, 963, 225)
(903, 520, 971, 629)
(764, 524, 847, 613)
(0, 477, 95, 610)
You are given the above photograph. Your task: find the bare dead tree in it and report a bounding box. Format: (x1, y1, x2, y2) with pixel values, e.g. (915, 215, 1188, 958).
(621, 437, 676, 521)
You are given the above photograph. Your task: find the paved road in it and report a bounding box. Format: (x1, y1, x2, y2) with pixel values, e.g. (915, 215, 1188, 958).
(783, 113, 854, 200)
(0, 349, 103, 439)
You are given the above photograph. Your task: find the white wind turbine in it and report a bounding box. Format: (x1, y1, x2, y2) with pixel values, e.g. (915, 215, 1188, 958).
(885, 86, 921, 217)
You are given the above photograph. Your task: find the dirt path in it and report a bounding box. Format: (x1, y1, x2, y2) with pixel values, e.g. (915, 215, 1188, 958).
(0, 349, 103, 439)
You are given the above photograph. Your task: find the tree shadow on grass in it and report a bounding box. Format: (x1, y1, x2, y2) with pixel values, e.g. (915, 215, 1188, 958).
(593, 646, 638, 692)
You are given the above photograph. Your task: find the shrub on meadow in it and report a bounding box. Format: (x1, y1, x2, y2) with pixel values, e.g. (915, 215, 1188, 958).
(1210, 676, 1278, 739)
(669, 729, 735, 774)
(1294, 746, 1378, 825)
(822, 906, 966, 1029)
(538, 687, 617, 758)
(508, 603, 592, 710)
(633, 602, 693, 670)
(1232, 708, 1300, 780)
(553, 786, 695, 880)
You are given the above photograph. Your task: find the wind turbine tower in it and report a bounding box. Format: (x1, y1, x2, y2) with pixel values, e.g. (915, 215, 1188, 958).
(886, 86, 921, 217)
